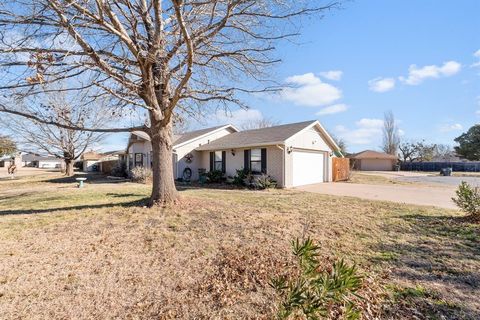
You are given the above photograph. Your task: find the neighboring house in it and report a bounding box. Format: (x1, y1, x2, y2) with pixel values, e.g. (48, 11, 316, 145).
(98, 150, 126, 174)
(350, 150, 397, 171)
(81, 152, 102, 172)
(0, 153, 22, 169)
(126, 120, 342, 187)
(21, 153, 63, 169)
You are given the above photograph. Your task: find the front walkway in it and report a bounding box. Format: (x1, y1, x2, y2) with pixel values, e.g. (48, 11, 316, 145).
(298, 182, 457, 209)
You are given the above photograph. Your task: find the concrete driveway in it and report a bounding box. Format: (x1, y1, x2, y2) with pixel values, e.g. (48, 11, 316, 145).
(298, 182, 457, 209)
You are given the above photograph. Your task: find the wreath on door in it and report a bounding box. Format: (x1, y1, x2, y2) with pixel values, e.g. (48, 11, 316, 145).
(184, 153, 194, 163)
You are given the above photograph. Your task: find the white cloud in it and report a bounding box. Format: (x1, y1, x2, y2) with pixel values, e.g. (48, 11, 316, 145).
(319, 70, 343, 81)
(399, 61, 461, 85)
(335, 118, 384, 145)
(398, 129, 406, 136)
(316, 104, 348, 116)
(368, 77, 396, 92)
(471, 50, 480, 68)
(439, 123, 463, 132)
(280, 73, 342, 107)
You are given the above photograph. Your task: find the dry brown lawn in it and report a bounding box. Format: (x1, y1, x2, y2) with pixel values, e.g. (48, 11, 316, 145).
(345, 172, 410, 185)
(0, 174, 479, 319)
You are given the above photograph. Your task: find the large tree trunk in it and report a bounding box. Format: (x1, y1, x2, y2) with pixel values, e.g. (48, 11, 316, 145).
(149, 119, 178, 206)
(64, 159, 74, 176)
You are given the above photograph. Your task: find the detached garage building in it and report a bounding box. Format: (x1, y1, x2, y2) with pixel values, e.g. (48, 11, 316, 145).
(350, 150, 397, 171)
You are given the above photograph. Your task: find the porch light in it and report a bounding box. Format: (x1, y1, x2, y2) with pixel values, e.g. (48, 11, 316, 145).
(231, 149, 235, 156)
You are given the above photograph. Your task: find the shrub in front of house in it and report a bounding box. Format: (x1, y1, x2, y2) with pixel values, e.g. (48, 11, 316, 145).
(129, 166, 152, 184)
(206, 170, 224, 183)
(254, 174, 276, 190)
(270, 238, 363, 319)
(232, 168, 250, 186)
(452, 181, 480, 221)
(111, 162, 127, 177)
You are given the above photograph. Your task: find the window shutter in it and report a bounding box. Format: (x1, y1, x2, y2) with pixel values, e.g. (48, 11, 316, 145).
(209, 152, 214, 171)
(244, 149, 250, 171)
(221, 151, 226, 173)
(261, 148, 267, 173)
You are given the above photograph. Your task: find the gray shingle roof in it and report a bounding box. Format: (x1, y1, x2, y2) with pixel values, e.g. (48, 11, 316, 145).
(22, 153, 59, 162)
(173, 125, 226, 146)
(131, 125, 233, 147)
(195, 120, 317, 151)
(350, 150, 397, 160)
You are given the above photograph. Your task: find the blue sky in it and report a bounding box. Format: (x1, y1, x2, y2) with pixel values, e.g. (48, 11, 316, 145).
(12, 0, 477, 153)
(182, 0, 480, 153)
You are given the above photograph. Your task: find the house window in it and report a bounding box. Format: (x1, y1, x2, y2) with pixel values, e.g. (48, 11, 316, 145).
(210, 151, 226, 173)
(135, 153, 143, 167)
(214, 151, 223, 171)
(245, 148, 267, 174)
(250, 149, 262, 173)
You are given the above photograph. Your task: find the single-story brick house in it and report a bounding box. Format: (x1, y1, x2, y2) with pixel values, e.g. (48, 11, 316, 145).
(350, 150, 398, 171)
(126, 120, 342, 188)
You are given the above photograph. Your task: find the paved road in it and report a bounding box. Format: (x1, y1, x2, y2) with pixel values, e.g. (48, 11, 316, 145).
(396, 175, 480, 187)
(298, 182, 457, 209)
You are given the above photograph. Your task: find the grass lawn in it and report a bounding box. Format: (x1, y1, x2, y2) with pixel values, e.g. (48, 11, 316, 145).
(346, 172, 410, 185)
(0, 174, 479, 319)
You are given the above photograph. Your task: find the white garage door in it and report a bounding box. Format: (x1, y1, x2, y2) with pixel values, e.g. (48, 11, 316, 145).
(292, 151, 325, 187)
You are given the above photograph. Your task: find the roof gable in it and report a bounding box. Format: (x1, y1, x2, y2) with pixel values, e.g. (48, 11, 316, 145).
(350, 150, 397, 160)
(195, 120, 321, 151)
(129, 124, 238, 148)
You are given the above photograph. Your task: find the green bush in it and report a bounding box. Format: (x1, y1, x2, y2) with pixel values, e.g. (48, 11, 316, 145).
(452, 181, 480, 220)
(233, 168, 250, 186)
(270, 238, 362, 319)
(254, 174, 277, 189)
(206, 170, 224, 183)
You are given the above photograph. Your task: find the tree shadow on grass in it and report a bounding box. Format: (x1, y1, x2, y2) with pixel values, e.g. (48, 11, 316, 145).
(371, 213, 480, 319)
(0, 197, 149, 216)
(44, 173, 130, 185)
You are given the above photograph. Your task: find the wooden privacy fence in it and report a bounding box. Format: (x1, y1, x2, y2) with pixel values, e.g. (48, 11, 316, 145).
(333, 158, 350, 182)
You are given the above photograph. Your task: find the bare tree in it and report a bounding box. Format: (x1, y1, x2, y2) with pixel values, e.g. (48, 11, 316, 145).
(382, 111, 400, 155)
(330, 134, 347, 155)
(240, 117, 279, 131)
(0, 0, 339, 206)
(398, 140, 436, 163)
(0, 135, 16, 157)
(1, 90, 107, 176)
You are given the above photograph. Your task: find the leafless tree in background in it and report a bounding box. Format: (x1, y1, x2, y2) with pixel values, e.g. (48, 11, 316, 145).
(0, 135, 16, 157)
(1, 89, 107, 176)
(381, 111, 400, 155)
(0, 0, 340, 205)
(240, 117, 279, 131)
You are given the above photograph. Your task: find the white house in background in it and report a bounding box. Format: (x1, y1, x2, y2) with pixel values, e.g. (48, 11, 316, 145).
(126, 120, 342, 188)
(81, 152, 103, 172)
(21, 153, 63, 169)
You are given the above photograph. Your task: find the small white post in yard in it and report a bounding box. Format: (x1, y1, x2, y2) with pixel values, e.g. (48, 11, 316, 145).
(75, 177, 87, 188)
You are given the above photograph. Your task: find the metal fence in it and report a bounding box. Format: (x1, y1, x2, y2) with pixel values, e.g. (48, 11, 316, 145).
(401, 162, 480, 172)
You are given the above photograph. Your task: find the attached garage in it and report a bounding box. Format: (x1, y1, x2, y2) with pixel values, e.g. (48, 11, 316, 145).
(292, 150, 325, 186)
(195, 120, 343, 188)
(350, 150, 397, 171)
